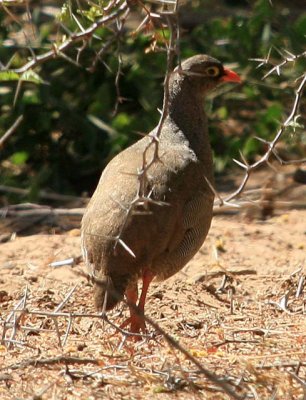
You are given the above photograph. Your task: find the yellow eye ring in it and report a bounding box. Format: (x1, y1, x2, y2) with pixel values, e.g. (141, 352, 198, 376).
(205, 66, 220, 77)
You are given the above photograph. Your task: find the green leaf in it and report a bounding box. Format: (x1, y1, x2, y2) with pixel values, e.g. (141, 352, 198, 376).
(294, 15, 306, 37)
(23, 90, 41, 105)
(243, 137, 260, 155)
(57, 3, 70, 23)
(217, 106, 228, 120)
(77, 6, 103, 22)
(112, 112, 132, 131)
(0, 70, 45, 85)
(262, 104, 283, 125)
(20, 70, 46, 85)
(10, 151, 29, 165)
(0, 71, 21, 82)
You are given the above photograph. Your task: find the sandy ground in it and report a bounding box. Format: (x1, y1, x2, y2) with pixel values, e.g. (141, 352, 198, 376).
(0, 170, 305, 399)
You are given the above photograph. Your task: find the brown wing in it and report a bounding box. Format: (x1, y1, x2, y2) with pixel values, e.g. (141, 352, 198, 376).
(81, 132, 213, 287)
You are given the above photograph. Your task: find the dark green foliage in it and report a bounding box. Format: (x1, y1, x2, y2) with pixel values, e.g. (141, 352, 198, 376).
(0, 0, 305, 200)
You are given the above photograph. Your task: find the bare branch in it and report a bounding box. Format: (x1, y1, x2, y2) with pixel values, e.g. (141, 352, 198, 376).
(3, 355, 117, 371)
(223, 73, 306, 204)
(112, 2, 180, 255)
(0, 185, 87, 203)
(0, 115, 23, 148)
(3, 1, 129, 74)
(3, 282, 244, 399)
(1, 205, 85, 218)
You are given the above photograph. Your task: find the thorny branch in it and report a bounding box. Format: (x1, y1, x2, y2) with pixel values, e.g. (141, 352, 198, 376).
(0, 0, 183, 257)
(1, 285, 28, 348)
(1, 5, 306, 398)
(0, 115, 23, 149)
(2, 269, 305, 397)
(1, 1, 304, 228)
(111, 1, 180, 256)
(251, 48, 306, 79)
(112, 8, 130, 115)
(1, 1, 129, 74)
(221, 53, 306, 205)
(1, 284, 244, 399)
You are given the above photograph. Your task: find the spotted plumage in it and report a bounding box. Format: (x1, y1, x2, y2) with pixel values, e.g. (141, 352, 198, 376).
(81, 54, 241, 335)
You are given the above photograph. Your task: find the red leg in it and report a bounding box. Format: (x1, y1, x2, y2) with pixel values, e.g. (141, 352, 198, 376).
(138, 270, 154, 313)
(121, 271, 154, 336)
(130, 270, 154, 334)
(119, 284, 138, 331)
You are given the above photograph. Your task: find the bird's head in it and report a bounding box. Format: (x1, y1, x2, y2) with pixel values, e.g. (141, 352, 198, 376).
(172, 54, 241, 93)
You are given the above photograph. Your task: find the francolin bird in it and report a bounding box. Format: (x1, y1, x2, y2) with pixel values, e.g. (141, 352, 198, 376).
(81, 54, 241, 335)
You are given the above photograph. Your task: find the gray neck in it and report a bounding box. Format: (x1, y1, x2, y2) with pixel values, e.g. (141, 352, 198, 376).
(166, 76, 212, 165)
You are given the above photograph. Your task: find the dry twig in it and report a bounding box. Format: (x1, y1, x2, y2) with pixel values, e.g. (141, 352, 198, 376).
(0, 115, 23, 149)
(1, 205, 85, 218)
(2, 1, 129, 74)
(223, 72, 306, 204)
(2, 281, 244, 399)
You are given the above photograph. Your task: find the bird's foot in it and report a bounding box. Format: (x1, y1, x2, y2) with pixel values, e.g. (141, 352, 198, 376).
(119, 313, 146, 340)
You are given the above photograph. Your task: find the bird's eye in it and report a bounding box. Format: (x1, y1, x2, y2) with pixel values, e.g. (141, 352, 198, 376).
(205, 66, 220, 77)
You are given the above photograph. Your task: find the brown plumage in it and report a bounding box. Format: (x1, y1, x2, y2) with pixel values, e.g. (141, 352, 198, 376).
(81, 54, 240, 334)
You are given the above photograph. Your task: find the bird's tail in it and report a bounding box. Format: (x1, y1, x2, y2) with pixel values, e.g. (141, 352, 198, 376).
(93, 274, 130, 311)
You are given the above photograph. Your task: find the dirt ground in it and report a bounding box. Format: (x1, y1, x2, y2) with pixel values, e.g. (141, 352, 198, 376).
(0, 168, 305, 399)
